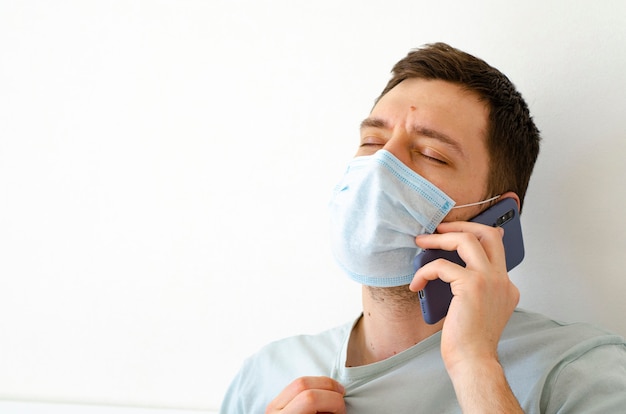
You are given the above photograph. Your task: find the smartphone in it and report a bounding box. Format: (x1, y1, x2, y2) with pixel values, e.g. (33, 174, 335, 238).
(413, 197, 524, 325)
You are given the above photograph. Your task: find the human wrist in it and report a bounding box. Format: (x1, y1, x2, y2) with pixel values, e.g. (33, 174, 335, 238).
(446, 354, 502, 384)
(446, 357, 523, 413)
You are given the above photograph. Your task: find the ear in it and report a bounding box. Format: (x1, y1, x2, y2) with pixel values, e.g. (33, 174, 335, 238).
(499, 191, 521, 212)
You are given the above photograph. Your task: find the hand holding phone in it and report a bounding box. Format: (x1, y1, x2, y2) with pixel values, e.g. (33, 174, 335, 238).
(414, 198, 524, 324)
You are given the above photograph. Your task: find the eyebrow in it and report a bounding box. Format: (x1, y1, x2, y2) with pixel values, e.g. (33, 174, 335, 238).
(360, 117, 465, 157)
(360, 117, 388, 130)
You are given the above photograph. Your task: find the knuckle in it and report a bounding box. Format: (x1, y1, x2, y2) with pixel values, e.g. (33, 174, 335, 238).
(459, 232, 476, 243)
(480, 225, 501, 240)
(292, 376, 311, 393)
(510, 284, 521, 304)
(470, 272, 488, 290)
(433, 257, 450, 267)
(300, 389, 319, 405)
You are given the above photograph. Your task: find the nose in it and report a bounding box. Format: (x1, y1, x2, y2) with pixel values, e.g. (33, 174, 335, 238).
(381, 126, 416, 173)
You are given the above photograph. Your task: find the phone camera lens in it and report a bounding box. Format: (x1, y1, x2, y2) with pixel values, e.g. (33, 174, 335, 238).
(496, 209, 515, 226)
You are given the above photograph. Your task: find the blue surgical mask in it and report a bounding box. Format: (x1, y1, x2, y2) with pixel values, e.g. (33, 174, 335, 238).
(328, 149, 498, 287)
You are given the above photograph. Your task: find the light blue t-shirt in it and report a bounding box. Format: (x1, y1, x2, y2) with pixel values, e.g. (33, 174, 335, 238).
(220, 309, 626, 413)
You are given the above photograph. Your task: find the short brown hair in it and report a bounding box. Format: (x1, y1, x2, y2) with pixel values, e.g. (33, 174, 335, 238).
(377, 43, 541, 209)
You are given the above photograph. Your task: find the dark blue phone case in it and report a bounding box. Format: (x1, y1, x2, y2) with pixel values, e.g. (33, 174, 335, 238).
(414, 198, 524, 324)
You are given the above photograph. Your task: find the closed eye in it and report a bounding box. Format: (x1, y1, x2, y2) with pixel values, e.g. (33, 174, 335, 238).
(358, 141, 385, 156)
(419, 152, 448, 165)
(360, 142, 384, 148)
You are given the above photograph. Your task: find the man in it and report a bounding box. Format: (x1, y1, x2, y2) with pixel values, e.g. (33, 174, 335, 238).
(220, 43, 626, 413)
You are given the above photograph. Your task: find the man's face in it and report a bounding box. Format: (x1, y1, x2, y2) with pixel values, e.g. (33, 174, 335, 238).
(358, 78, 491, 222)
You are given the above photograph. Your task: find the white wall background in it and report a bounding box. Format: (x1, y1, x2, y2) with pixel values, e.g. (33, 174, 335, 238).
(1, 0, 625, 411)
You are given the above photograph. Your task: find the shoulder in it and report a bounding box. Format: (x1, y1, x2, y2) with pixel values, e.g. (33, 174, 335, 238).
(502, 309, 626, 412)
(501, 308, 625, 366)
(503, 308, 623, 345)
(247, 319, 353, 375)
(248, 319, 353, 371)
(499, 309, 625, 376)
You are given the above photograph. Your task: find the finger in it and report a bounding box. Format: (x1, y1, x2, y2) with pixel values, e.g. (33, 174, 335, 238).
(409, 256, 466, 292)
(415, 231, 492, 271)
(267, 376, 345, 411)
(282, 389, 346, 414)
(437, 220, 504, 236)
(418, 222, 506, 270)
(436, 221, 505, 260)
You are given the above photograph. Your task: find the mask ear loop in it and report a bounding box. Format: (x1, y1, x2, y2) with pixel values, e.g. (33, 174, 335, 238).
(451, 194, 501, 209)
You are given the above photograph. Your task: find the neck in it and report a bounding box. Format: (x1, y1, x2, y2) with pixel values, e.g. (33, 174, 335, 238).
(346, 285, 443, 367)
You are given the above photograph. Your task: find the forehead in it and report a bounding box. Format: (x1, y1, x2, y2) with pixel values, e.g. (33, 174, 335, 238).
(371, 78, 489, 145)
